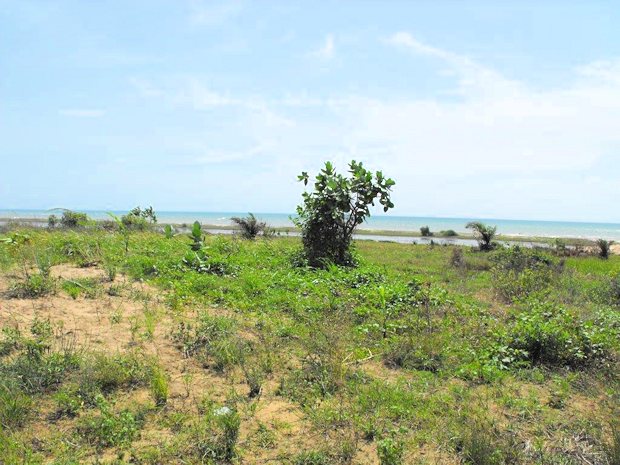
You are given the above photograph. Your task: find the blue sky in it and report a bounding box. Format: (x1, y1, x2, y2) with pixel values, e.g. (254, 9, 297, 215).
(2, 1, 620, 222)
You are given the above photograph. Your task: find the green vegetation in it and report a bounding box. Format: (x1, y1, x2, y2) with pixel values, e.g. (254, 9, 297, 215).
(231, 213, 269, 239)
(59, 210, 90, 228)
(121, 206, 157, 231)
(466, 221, 498, 251)
(420, 226, 432, 237)
(295, 160, 395, 267)
(597, 238, 614, 259)
(0, 219, 618, 464)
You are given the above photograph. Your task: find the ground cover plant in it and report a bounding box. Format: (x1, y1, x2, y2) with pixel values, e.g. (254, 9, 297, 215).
(0, 223, 618, 464)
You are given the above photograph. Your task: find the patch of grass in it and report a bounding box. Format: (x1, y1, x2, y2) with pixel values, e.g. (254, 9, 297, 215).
(61, 278, 101, 299)
(0, 381, 32, 429)
(76, 395, 142, 449)
(148, 365, 169, 407)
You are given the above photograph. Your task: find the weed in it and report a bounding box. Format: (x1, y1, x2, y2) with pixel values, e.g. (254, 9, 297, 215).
(0, 381, 32, 429)
(377, 435, 405, 465)
(77, 395, 141, 449)
(190, 405, 241, 463)
(149, 365, 169, 407)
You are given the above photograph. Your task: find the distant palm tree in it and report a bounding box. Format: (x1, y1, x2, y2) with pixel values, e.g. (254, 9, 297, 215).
(466, 221, 497, 251)
(595, 239, 613, 259)
(231, 213, 267, 240)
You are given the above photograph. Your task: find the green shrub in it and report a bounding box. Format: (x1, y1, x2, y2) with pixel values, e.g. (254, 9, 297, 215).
(377, 437, 404, 465)
(231, 213, 268, 239)
(439, 229, 458, 237)
(8, 255, 55, 299)
(491, 246, 559, 302)
(420, 226, 432, 237)
(295, 160, 395, 268)
(466, 222, 497, 251)
(121, 206, 157, 231)
(492, 300, 612, 368)
(53, 387, 83, 418)
(77, 395, 141, 449)
(60, 210, 89, 228)
(182, 250, 236, 276)
(189, 221, 204, 251)
(596, 239, 613, 259)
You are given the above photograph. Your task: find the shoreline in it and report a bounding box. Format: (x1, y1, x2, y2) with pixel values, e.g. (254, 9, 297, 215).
(0, 216, 598, 246)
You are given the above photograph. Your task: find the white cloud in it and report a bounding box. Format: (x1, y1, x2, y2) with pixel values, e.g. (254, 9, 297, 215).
(59, 109, 105, 118)
(129, 34, 620, 220)
(188, 0, 243, 26)
(312, 34, 335, 60)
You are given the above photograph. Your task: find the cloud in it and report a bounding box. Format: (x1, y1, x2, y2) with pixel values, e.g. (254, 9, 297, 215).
(59, 109, 105, 118)
(312, 34, 335, 60)
(188, 0, 244, 26)
(385, 31, 522, 99)
(128, 35, 620, 220)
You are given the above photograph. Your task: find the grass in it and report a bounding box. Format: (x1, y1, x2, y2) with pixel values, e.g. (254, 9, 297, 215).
(0, 227, 618, 464)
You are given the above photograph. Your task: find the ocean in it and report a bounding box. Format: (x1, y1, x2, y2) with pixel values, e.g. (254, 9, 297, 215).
(1, 209, 619, 241)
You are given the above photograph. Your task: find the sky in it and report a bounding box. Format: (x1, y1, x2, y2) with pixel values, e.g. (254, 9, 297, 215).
(1, 0, 620, 222)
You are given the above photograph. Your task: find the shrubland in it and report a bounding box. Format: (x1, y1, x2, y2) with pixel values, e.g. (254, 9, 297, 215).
(0, 219, 618, 464)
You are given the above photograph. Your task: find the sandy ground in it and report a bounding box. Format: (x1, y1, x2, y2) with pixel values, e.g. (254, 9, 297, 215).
(0, 264, 391, 464)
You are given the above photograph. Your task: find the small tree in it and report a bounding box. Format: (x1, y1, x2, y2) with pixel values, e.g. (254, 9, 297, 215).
(60, 210, 89, 228)
(121, 206, 157, 230)
(466, 221, 497, 251)
(231, 213, 267, 240)
(47, 215, 58, 229)
(596, 239, 613, 259)
(295, 160, 395, 268)
(420, 226, 432, 237)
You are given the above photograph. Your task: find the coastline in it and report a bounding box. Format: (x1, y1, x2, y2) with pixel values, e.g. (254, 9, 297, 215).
(0, 216, 598, 246)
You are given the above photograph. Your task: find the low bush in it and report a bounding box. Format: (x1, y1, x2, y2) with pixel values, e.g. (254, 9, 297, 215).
(490, 300, 614, 369)
(420, 226, 432, 237)
(60, 210, 89, 228)
(121, 206, 157, 231)
(491, 246, 560, 302)
(439, 229, 458, 237)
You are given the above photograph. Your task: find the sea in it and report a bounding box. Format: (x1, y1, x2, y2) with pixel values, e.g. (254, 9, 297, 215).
(1, 209, 619, 241)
